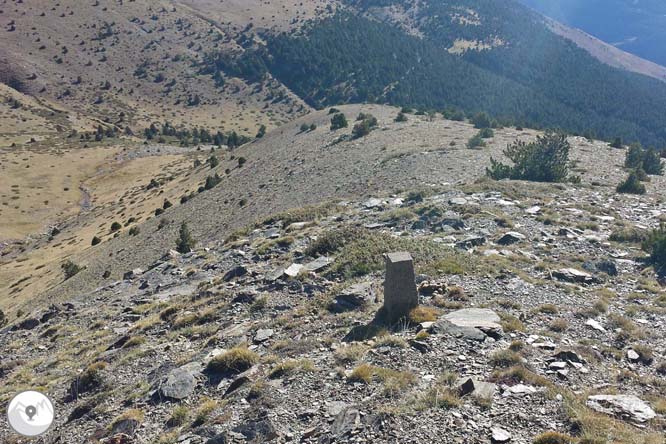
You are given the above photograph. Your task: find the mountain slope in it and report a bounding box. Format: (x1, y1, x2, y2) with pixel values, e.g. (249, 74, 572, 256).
(203, 0, 666, 147)
(0, 0, 314, 133)
(3, 0, 666, 145)
(518, 0, 666, 67)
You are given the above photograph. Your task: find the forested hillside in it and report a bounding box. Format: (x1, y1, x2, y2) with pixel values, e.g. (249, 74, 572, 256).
(202, 0, 666, 147)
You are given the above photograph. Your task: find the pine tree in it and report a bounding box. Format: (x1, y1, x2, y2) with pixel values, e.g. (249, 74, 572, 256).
(176, 222, 196, 254)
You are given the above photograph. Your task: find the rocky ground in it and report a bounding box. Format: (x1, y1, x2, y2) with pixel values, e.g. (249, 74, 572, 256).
(2, 164, 666, 443)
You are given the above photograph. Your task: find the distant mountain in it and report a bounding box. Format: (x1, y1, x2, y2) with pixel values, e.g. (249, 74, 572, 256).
(3, 0, 666, 146)
(208, 0, 666, 146)
(517, 0, 666, 66)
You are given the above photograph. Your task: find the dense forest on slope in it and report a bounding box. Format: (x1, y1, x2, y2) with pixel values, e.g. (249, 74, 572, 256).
(201, 0, 666, 147)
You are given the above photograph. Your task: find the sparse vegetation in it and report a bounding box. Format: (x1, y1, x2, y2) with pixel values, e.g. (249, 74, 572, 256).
(206, 347, 258, 374)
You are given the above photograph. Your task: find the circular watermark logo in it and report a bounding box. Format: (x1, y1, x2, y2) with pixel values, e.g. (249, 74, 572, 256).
(7, 391, 55, 437)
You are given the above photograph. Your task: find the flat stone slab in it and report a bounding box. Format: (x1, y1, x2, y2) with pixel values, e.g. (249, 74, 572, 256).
(552, 268, 595, 284)
(284, 263, 304, 277)
(444, 308, 502, 332)
(303, 256, 332, 272)
(587, 394, 656, 423)
(496, 232, 525, 245)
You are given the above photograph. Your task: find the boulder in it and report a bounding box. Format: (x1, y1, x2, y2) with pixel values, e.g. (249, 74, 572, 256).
(223, 265, 247, 282)
(496, 232, 525, 245)
(587, 394, 656, 423)
(552, 268, 596, 284)
(333, 281, 375, 312)
(455, 236, 486, 250)
(153, 366, 197, 401)
(330, 407, 361, 437)
(458, 377, 497, 400)
(254, 328, 274, 343)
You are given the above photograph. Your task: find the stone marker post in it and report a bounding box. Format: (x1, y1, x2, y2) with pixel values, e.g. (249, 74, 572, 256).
(382, 252, 418, 322)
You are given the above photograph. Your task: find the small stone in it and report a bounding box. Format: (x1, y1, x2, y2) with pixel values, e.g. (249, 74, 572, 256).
(585, 319, 606, 332)
(284, 263, 304, 278)
(491, 427, 511, 443)
(254, 329, 274, 343)
(627, 349, 640, 362)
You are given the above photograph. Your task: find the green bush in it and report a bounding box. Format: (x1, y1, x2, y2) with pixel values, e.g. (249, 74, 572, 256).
(486, 131, 571, 182)
(479, 127, 494, 139)
(330, 113, 348, 130)
(110, 222, 122, 232)
(642, 224, 666, 271)
(467, 133, 486, 149)
(624, 144, 664, 175)
(642, 148, 664, 175)
(352, 114, 378, 139)
(610, 137, 623, 148)
(209, 155, 219, 168)
(616, 171, 646, 194)
(62, 260, 82, 280)
(204, 174, 222, 190)
(395, 112, 408, 122)
(91, 236, 101, 246)
(176, 222, 196, 254)
(625, 143, 644, 169)
(470, 112, 492, 129)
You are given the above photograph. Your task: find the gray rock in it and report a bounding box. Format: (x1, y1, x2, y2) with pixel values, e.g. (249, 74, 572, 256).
(334, 281, 375, 311)
(583, 260, 618, 277)
(232, 413, 278, 442)
(552, 268, 595, 284)
(627, 349, 640, 362)
(13, 318, 40, 331)
(223, 265, 247, 282)
(205, 434, 228, 444)
(254, 328, 274, 343)
(429, 319, 487, 341)
(363, 198, 384, 209)
(449, 197, 468, 206)
(496, 232, 525, 245)
(491, 427, 511, 443)
(284, 263, 304, 277)
(331, 407, 360, 437)
(382, 252, 418, 322)
(587, 394, 656, 423)
(458, 378, 497, 400)
(303, 256, 332, 272)
(443, 308, 503, 338)
(155, 367, 197, 401)
(455, 236, 486, 250)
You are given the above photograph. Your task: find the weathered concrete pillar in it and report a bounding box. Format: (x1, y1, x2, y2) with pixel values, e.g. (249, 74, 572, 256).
(382, 252, 418, 322)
